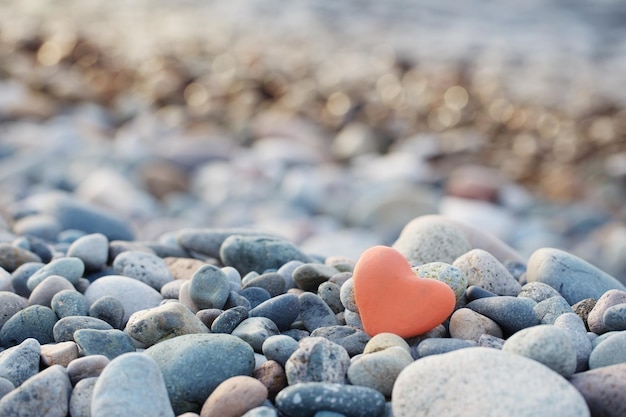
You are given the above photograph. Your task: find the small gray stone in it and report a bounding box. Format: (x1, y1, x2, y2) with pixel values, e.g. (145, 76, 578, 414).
(74, 328, 136, 359)
(176, 228, 282, 259)
(262, 335, 299, 367)
(188, 264, 231, 310)
(69, 377, 97, 417)
(26, 256, 84, 290)
(125, 302, 208, 347)
(276, 382, 386, 417)
(277, 260, 305, 291)
(160, 279, 186, 299)
(534, 296, 574, 324)
(223, 290, 252, 310)
(83, 275, 163, 326)
(92, 352, 175, 417)
(113, 251, 174, 291)
(526, 247, 626, 305)
(285, 337, 350, 385)
(240, 287, 271, 309)
(453, 249, 521, 296)
(518, 281, 561, 303)
(67, 233, 109, 272)
(53, 316, 113, 342)
(554, 312, 593, 372)
(569, 363, 626, 417)
(11, 262, 44, 298)
(343, 310, 363, 329)
(51, 289, 89, 318)
(88, 296, 125, 329)
(339, 278, 358, 312)
(415, 262, 468, 301)
(310, 326, 370, 357)
(449, 308, 503, 341)
(503, 324, 577, 377)
(348, 346, 413, 396)
(588, 290, 626, 334)
(0, 338, 40, 386)
(292, 264, 339, 292)
(249, 293, 299, 331)
(0, 305, 57, 347)
(416, 338, 477, 358)
(589, 331, 626, 369)
(220, 235, 314, 276)
(0, 364, 71, 417)
(477, 334, 506, 349)
(466, 296, 539, 336)
(603, 303, 626, 331)
(242, 272, 286, 298)
(211, 306, 249, 334)
(317, 281, 343, 314)
(231, 317, 280, 352)
(299, 292, 340, 332)
(0, 292, 26, 328)
(144, 333, 255, 414)
(67, 355, 109, 385)
(392, 347, 590, 417)
(27, 274, 75, 308)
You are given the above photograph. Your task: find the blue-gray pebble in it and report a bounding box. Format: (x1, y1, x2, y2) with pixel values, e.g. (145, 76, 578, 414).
(310, 325, 370, 357)
(466, 296, 539, 335)
(416, 338, 477, 358)
(74, 328, 135, 359)
(67, 233, 109, 272)
(589, 331, 626, 369)
(249, 293, 300, 331)
(211, 306, 249, 334)
(603, 303, 626, 331)
(262, 335, 299, 367)
(0, 305, 57, 347)
(53, 316, 113, 342)
(0, 338, 40, 386)
(189, 264, 231, 310)
(11, 261, 44, 298)
(113, 251, 174, 291)
(51, 289, 89, 318)
(285, 337, 350, 385)
(299, 292, 340, 332)
(292, 263, 339, 292)
(240, 287, 271, 309)
(89, 296, 125, 329)
(317, 281, 343, 314)
(27, 256, 84, 290)
(0, 292, 26, 328)
(231, 317, 280, 352)
(242, 272, 286, 297)
(534, 296, 574, 324)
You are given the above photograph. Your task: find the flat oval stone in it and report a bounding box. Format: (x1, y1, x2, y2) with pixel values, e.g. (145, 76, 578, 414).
(84, 275, 163, 326)
(189, 264, 231, 310)
(415, 262, 468, 301)
(416, 338, 477, 358)
(26, 256, 84, 290)
(518, 282, 561, 303)
(348, 346, 413, 396)
(0, 243, 41, 273)
(392, 347, 590, 417)
(554, 312, 593, 372)
(67, 355, 109, 385)
(74, 328, 136, 359)
(588, 290, 626, 334)
(533, 296, 574, 324)
(11, 261, 44, 298)
(240, 287, 271, 309)
(0, 305, 57, 347)
(249, 293, 299, 331)
(569, 363, 626, 417)
(92, 352, 174, 417)
(200, 375, 268, 417)
(589, 331, 626, 369)
(285, 337, 350, 385)
(144, 333, 255, 414)
(317, 281, 343, 314)
(310, 325, 370, 357)
(603, 303, 626, 331)
(292, 264, 339, 292)
(125, 301, 208, 347)
(231, 317, 280, 352)
(262, 335, 299, 367)
(275, 382, 385, 417)
(0, 291, 27, 328)
(299, 292, 340, 332)
(503, 324, 577, 377)
(453, 249, 521, 296)
(51, 289, 89, 318)
(196, 309, 223, 328)
(220, 235, 314, 276)
(88, 295, 125, 329)
(0, 364, 71, 417)
(176, 228, 281, 259)
(277, 260, 305, 290)
(449, 308, 503, 341)
(242, 272, 286, 297)
(113, 251, 174, 291)
(526, 248, 626, 305)
(211, 306, 248, 334)
(70, 377, 97, 417)
(53, 316, 113, 342)
(0, 338, 40, 386)
(466, 296, 539, 336)
(67, 233, 109, 272)
(27, 274, 75, 307)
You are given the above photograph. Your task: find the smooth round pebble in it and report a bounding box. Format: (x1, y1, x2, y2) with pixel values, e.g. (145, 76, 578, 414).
(188, 264, 231, 310)
(242, 406, 278, 417)
(88, 295, 125, 329)
(211, 306, 249, 334)
(339, 278, 358, 312)
(603, 303, 626, 331)
(67, 354, 110, 385)
(453, 249, 521, 296)
(292, 263, 339, 292)
(262, 335, 299, 367)
(11, 261, 44, 297)
(0, 305, 57, 347)
(533, 295, 574, 324)
(0, 291, 27, 328)
(518, 281, 561, 303)
(0, 338, 40, 386)
(362, 332, 411, 355)
(589, 331, 626, 369)
(0, 244, 42, 274)
(310, 325, 370, 357)
(415, 262, 468, 301)
(53, 316, 113, 342)
(416, 338, 477, 358)
(27, 274, 75, 307)
(299, 292, 341, 332)
(240, 287, 272, 309)
(317, 281, 343, 314)
(242, 272, 286, 297)
(51, 289, 89, 318)
(249, 293, 299, 331)
(196, 308, 223, 328)
(67, 233, 109, 272)
(554, 312, 593, 372)
(0, 377, 14, 400)
(231, 317, 280, 352)
(348, 346, 413, 396)
(253, 360, 287, 400)
(200, 375, 268, 417)
(573, 298, 597, 331)
(113, 250, 174, 290)
(588, 289, 626, 334)
(74, 328, 136, 359)
(69, 377, 97, 417)
(449, 308, 503, 341)
(466, 296, 539, 335)
(40, 340, 79, 367)
(26, 256, 84, 290)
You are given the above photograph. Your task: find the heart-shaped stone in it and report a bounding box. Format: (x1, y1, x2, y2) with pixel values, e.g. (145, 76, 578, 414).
(353, 245, 456, 338)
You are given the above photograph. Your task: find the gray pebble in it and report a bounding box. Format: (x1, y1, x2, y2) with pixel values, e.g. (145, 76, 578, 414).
(277, 260, 304, 291)
(275, 382, 385, 417)
(518, 281, 561, 303)
(466, 296, 539, 336)
(88, 295, 125, 329)
(11, 261, 44, 297)
(211, 306, 249, 334)
(533, 295, 573, 324)
(160, 279, 185, 299)
(292, 263, 339, 292)
(196, 308, 223, 328)
(188, 264, 230, 310)
(242, 406, 278, 417)
(588, 289, 626, 334)
(113, 250, 174, 291)
(573, 298, 597, 331)
(26, 256, 84, 290)
(242, 272, 286, 297)
(0, 338, 40, 386)
(262, 335, 299, 367)
(416, 262, 468, 302)
(589, 331, 626, 369)
(348, 346, 413, 396)
(0, 292, 26, 328)
(554, 312, 593, 372)
(240, 287, 271, 309)
(223, 290, 252, 310)
(299, 292, 340, 332)
(317, 281, 343, 314)
(592, 331, 620, 349)
(285, 336, 350, 385)
(502, 324, 577, 377)
(51, 289, 89, 318)
(53, 316, 113, 343)
(69, 377, 97, 417)
(67, 233, 109, 272)
(453, 249, 521, 296)
(176, 228, 281, 259)
(392, 347, 589, 417)
(343, 309, 363, 329)
(92, 352, 174, 417)
(477, 334, 506, 349)
(526, 247, 626, 305)
(310, 325, 370, 357)
(67, 354, 109, 385)
(231, 317, 280, 352)
(339, 278, 358, 312)
(0, 364, 71, 417)
(449, 308, 503, 341)
(220, 235, 314, 276)
(144, 333, 255, 414)
(0, 305, 57, 347)
(74, 328, 136, 359)
(603, 303, 626, 331)
(27, 274, 75, 307)
(569, 363, 626, 417)
(0, 377, 14, 400)
(416, 338, 477, 358)
(249, 293, 299, 331)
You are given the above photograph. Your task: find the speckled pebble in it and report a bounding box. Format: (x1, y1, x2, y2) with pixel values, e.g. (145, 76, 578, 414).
(231, 317, 280, 352)
(518, 281, 561, 303)
(348, 346, 413, 396)
(0, 305, 57, 347)
(113, 250, 174, 291)
(533, 295, 574, 324)
(66, 233, 109, 272)
(573, 298, 597, 331)
(339, 278, 358, 312)
(588, 290, 626, 334)
(240, 287, 271, 309)
(310, 325, 370, 357)
(415, 262, 468, 301)
(211, 306, 249, 334)
(285, 336, 350, 385)
(51, 289, 89, 318)
(11, 261, 44, 298)
(589, 331, 626, 369)
(27, 274, 75, 308)
(200, 375, 268, 417)
(317, 281, 344, 314)
(299, 292, 341, 332)
(362, 332, 411, 355)
(449, 307, 503, 341)
(292, 263, 339, 292)
(453, 249, 521, 296)
(53, 316, 113, 342)
(26, 256, 84, 290)
(0, 338, 40, 386)
(262, 335, 299, 367)
(252, 360, 287, 400)
(249, 293, 299, 331)
(0, 291, 26, 328)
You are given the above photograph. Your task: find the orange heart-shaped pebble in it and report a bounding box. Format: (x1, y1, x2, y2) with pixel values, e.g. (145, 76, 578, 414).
(353, 245, 456, 338)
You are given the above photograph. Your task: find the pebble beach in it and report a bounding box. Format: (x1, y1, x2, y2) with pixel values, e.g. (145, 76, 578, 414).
(1, 1, 626, 416)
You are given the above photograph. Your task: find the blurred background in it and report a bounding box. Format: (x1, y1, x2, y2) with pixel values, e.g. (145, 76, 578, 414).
(1, 0, 625, 273)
